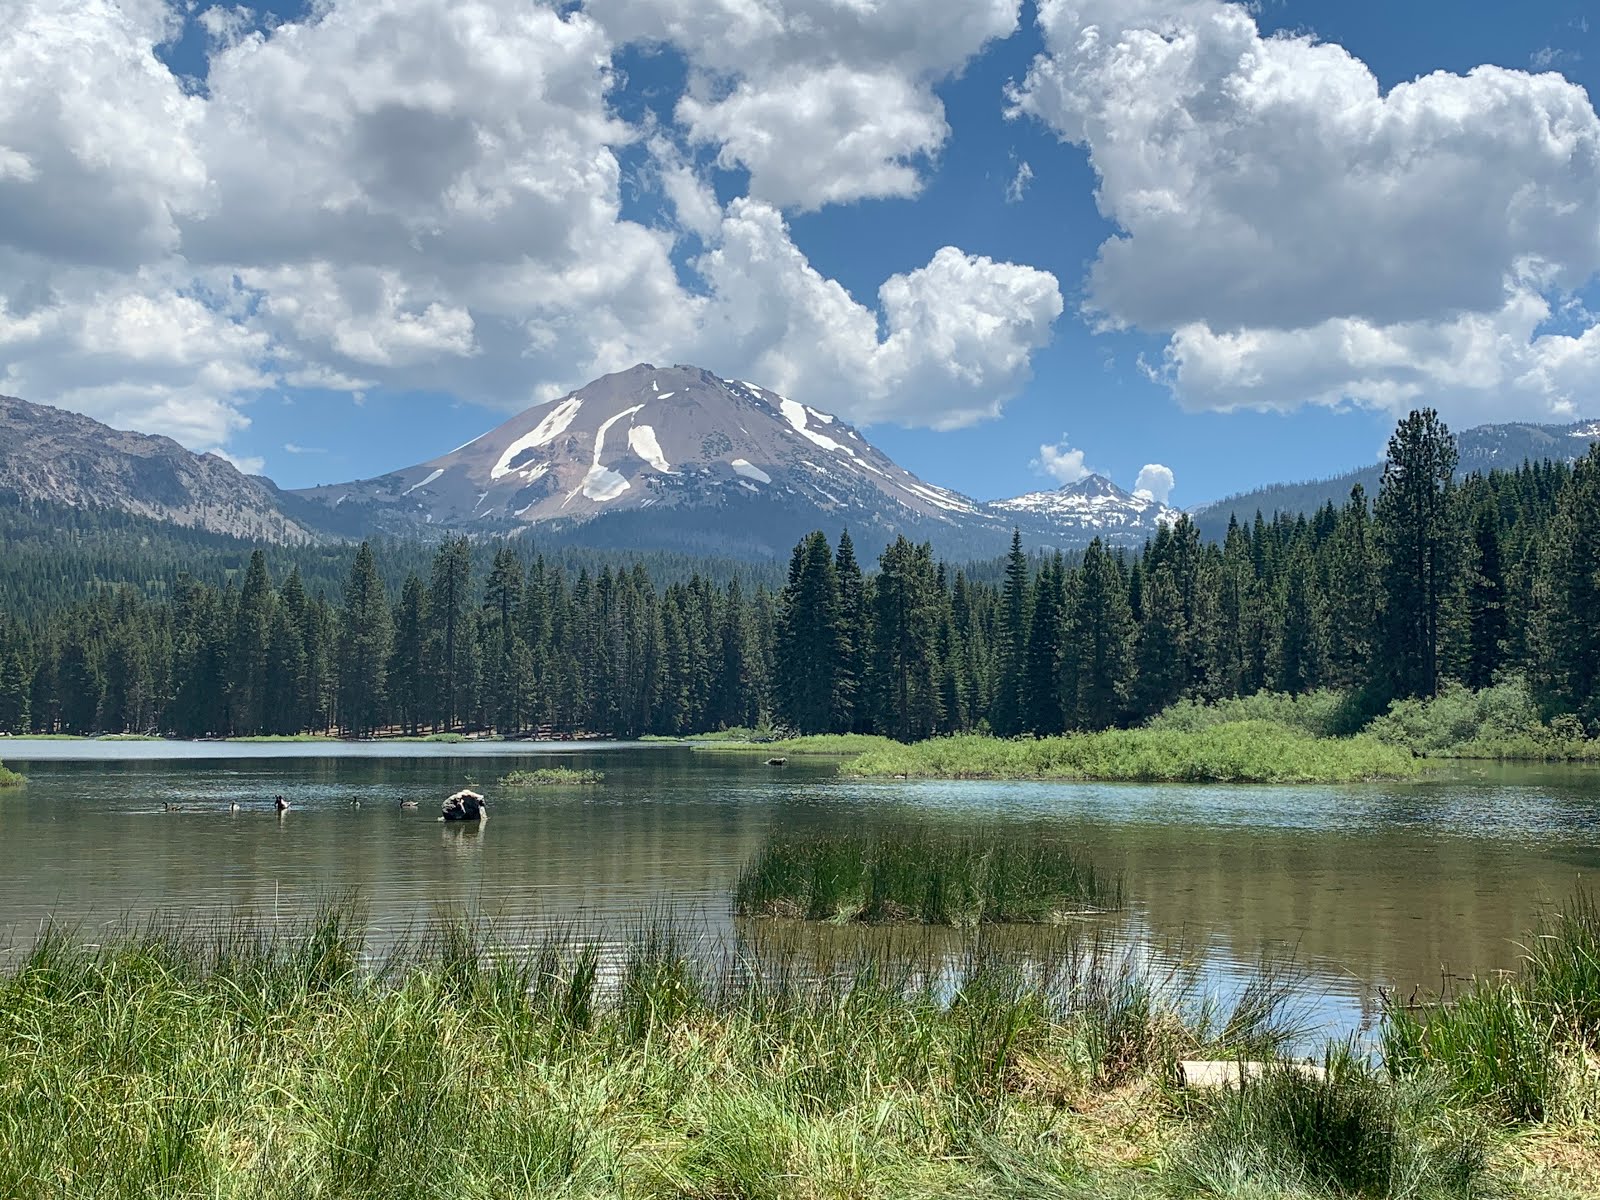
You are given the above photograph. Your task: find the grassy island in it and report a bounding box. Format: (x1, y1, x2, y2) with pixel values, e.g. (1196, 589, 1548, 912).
(500, 767, 605, 786)
(839, 722, 1420, 784)
(0, 760, 22, 788)
(734, 830, 1121, 925)
(3, 899, 1598, 1197)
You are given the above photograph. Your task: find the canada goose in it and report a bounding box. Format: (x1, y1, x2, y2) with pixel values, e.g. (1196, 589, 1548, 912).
(274, 795, 290, 813)
(350, 798, 362, 810)
(162, 802, 183, 812)
(229, 801, 241, 813)
(399, 799, 418, 810)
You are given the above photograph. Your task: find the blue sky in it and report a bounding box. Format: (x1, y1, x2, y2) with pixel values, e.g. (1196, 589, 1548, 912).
(4, 0, 1600, 508)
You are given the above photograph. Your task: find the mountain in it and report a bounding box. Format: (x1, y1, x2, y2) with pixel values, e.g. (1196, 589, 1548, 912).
(1191, 418, 1600, 539)
(0, 393, 316, 542)
(291, 363, 1011, 558)
(990, 474, 1184, 546)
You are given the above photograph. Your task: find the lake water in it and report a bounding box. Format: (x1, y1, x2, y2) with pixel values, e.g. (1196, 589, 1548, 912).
(2, 739, 1597, 1042)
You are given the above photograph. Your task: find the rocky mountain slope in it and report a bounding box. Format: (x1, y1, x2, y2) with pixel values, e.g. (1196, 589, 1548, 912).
(0, 394, 316, 542)
(1191, 419, 1600, 540)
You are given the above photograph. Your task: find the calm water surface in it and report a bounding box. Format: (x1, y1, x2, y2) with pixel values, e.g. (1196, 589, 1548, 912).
(2, 739, 1597, 1041)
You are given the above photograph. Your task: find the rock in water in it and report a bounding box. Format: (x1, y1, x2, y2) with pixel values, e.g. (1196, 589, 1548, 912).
(440, 789, 487, 822)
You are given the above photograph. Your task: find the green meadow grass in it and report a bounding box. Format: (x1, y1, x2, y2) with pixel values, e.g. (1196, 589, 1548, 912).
(0, 904, 1325, 1200)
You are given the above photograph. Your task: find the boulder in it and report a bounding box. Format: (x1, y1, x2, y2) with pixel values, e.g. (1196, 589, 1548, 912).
(440, 789, 488, 822)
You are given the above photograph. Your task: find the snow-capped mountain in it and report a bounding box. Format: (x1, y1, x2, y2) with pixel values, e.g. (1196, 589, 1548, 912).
(989, 474, 1184, 545)
(291, 364, 998, 557)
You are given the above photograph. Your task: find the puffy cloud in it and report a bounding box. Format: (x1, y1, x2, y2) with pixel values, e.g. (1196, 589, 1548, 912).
(596, 0, 1019, 209)
(692, 201, 1062, 427)
(1133, 463, 1175, 503)
(207, 447, 266, 475)
(1033, 436, 1092, 484)
(0, 0, 1062, 455)
(1012, 0, 1600, 423)
(679, 67, 948, 210)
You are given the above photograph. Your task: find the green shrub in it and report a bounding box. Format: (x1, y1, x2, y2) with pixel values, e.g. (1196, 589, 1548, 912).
(1149, 689, 1368, 738)
(1366, 676, 1600, 759)
(0, 760, 21, 788)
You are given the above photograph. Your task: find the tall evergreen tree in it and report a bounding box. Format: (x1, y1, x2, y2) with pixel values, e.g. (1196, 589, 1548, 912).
(991, 530, 1030, 736)
(775, 532, 841, 734)
(338, 543, 392, 737)
(1065, 540, 1136, 730)
(1461, 502, 1508, 690)
(1375, 409, 1458, 699)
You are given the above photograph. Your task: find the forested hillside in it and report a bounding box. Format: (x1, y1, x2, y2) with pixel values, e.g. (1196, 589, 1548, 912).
(0, 412, 1597, 740)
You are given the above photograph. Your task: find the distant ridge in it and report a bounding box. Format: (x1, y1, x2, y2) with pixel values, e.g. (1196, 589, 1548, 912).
(1190, 418, 1600, 539)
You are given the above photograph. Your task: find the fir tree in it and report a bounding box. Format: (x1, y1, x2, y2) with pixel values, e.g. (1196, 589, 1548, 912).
(338, 543, 392, 737)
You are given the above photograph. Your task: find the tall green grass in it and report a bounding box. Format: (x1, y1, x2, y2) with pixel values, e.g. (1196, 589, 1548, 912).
(1178, 1050, 1491, 1199)
(846, 722, 1420, 783)
(0, 759, 22, 787)
(734, 829, 1122, 925)
(1382, 888, 1600, 1126)
(0, 904, 1308, 1199)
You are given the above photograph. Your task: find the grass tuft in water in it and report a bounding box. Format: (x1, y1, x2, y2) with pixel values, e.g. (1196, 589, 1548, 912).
(0, 759, 22, 787)
(499, 766, 605, 786)
(733, 828, 1122, 926)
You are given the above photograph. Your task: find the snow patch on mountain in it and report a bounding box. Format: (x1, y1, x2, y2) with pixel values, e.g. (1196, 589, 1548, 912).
(402, 468, 443, 496)
(731, 458, 771, 484)
(1570, 421, 1600, 440)
(492, 397, 581, 479)
(779, 397, 848, 455)
(582, 403, 644, 502)
(628, 424, 672, 472)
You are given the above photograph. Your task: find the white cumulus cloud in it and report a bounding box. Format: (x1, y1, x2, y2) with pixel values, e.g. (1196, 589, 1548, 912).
(1012, 0, 1600, 425)
(1133, 463, 1175, 504)
(1033, 435, 1092, 484)
(0, 0, 1062, 457)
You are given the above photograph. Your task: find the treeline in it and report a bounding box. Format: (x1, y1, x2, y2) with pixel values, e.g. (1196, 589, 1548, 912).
(0, 411, 1597, 740)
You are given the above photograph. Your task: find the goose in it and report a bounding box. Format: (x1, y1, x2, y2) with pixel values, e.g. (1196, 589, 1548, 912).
(350, 798, 362, 810)
(229, 801, 242, 813)
(399, 799, 418, 810)
(274, 795, 290, 813)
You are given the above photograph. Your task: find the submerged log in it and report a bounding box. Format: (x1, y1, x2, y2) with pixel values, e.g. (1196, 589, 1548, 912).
(440, 789, 488, 822)
(1178, 1060, 1327, 1090)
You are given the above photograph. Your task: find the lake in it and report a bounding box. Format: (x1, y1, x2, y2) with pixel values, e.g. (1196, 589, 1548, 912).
(2, 739, 1597, 1043)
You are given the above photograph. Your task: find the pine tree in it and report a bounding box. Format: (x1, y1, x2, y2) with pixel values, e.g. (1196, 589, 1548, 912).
(338, 543, 392, 737)
(1022, 554, 1065, 734)
(991, 530, 1030, 736)
(833, 530, 869, 732)
(1531, 446, 1600, 726)
(775, 532, 841, 734)
(1065, 540, 1135, 730)
(1131, 564, 1187, 719)
(1462, 502, 1508, 690)
(868, 536, 943, 740)
(425, 537, 474, 730)
(1323, 487, 1378, 690)
(1375, 409, 1458, 699)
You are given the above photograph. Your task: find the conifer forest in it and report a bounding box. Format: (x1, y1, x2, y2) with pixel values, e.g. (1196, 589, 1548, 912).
(2, 411, 1598, 741)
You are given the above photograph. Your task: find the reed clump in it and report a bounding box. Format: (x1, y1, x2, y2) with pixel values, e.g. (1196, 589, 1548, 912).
(500, 767, 605, 786)
(1178, 1050, 1491, 1199)
(0, 903, 1313, 1199)
(733, 829, 1122, 926)
(845, 722, 1419, 784)
(0, 759, 22, 787)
